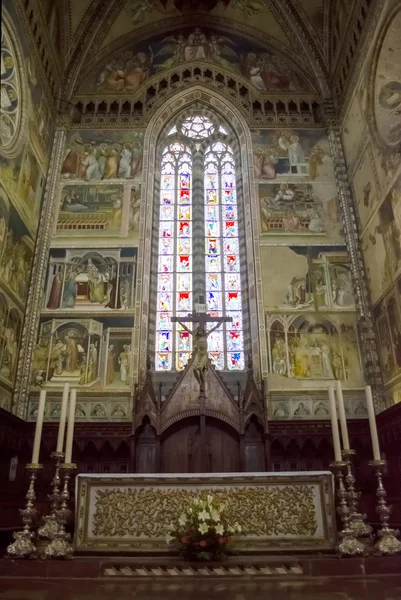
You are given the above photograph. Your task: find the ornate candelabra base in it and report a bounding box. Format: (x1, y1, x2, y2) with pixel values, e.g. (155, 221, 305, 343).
(38, 452, 64, 544)
(7, 463, 43, 559)
(330, 461, 366, 557)
(44, 462, 76, 559)
(370, 460, 401, 555)
(342, 449, 373, 539)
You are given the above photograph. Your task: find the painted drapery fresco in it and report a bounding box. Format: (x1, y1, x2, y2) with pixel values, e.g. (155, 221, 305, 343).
(341, 6, 401, 402)
(256, 126, 361, 390)
(32, 319, 134, 391)
(0, 2, 53, 400)
(90, 28, 310, 93)
(44, 249, 137, 312)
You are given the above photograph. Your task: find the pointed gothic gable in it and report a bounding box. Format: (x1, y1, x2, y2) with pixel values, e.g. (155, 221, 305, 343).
(133, 368, 158, 432)
(243, 364, 267, 429)
(161, 361, 240, 432)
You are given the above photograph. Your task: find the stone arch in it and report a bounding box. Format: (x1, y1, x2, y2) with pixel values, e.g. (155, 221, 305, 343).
(133, 84, 266, 386)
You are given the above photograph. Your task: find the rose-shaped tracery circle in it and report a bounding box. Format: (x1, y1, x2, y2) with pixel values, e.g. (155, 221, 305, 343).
(0, 18, 24, 156)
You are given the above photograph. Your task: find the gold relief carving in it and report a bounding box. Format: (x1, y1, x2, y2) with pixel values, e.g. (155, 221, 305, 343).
(92, 486, 317, 539)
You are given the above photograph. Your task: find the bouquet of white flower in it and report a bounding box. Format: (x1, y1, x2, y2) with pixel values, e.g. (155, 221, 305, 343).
(166, 495, 242, 561)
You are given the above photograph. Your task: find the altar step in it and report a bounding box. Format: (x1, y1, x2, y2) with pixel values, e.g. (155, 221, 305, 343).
(1, 556, 401, 580)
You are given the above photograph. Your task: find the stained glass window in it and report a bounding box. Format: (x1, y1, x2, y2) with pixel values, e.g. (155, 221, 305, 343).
(156, 143, 192, 371)
(204, 142, 244, 371)
(155, 118, 245, 372)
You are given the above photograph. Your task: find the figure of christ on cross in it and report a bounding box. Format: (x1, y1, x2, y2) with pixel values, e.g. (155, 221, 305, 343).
(171, 307, 232, 393)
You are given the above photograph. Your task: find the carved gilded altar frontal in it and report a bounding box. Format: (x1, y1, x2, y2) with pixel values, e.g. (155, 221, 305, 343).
(75, 473, 336, 553)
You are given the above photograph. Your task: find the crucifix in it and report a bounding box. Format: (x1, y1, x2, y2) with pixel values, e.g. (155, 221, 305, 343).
(171, 297, 232, 393)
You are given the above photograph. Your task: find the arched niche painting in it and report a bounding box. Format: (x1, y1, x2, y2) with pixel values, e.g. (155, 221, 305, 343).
(32, 319, 134, 390)
(267, 314, 363, 386)
(0, 293, 22, 385)
(44, 248, 137, 312)
(0, 204, 34, 306)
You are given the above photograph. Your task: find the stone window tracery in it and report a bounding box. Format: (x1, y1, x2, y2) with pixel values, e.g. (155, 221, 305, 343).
(155, 114, 244, 372)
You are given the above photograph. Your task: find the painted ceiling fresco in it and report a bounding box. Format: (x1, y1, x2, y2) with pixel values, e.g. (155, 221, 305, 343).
(85, 27, 312, 94)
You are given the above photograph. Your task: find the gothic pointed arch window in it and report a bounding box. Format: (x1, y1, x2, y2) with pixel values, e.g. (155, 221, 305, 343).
(155, 111, 246, 373)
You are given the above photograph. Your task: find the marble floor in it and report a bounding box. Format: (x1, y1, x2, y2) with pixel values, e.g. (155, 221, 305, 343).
(0, 577, 401, 600)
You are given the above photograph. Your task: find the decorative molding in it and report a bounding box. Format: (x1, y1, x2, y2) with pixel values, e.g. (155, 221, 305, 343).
(324, 99, 385, 412)
(12, 128, 66, 418)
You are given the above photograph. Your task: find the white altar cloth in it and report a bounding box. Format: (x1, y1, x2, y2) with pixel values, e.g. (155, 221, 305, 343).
(75, 471, 336, 553)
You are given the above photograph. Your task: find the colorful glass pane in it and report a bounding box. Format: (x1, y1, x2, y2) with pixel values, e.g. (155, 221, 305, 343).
(179, 189, 191, 204)
(158, 273, 173, 291)
(225, 273, 241, 290)
(161, 175, 174, 189)
(227, 352, 244, 370)
(157, 331, 172, 352)
(223, 205, 237, 219)
(177, 274, 191, 291)
(207, 291, 222, 311)
(223, 190, 236, 204)
(157, 352, 171, 370)
(206, 273, 221, 290)
(178, 206, 191, 220)
(177, 255, 191, 271)
(225, 254, 239, 272)
(158, 255, 173, 272)
(158, 292, 172, 311)
(205, 174, 218, 189)
(176, 353, 190, 370)
(156, 312, 172, 330)
(226, 330, 243, 351)
(161, 190, 175, 204)
(226, 311, 242, 330)
(177, 292, 191, 311)
(206, 221, 220, 237)
(206, 255, 220, 272)
(206, 190, 218, 204)
(206, 238, 219, 255)
(206, 205, 219, 220)
(177, 331, 191, 351)
(226, 291, 241, 310)
(160, 222, 174, 238)
(180, 173, 191, 188)
(208, 331, 224, 352)
(224, 238, 239, 254)
(210, 352, 224, 370)
(224, 221, 238, 237)
(160, 205, 174, 220)
(223, 174, 235, 189)
(159, 238, 173, 255)
(178, 221, 191, 237)
(178, 238, 191, 254)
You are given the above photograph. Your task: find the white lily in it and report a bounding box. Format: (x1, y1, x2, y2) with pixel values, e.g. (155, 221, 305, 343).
(198, 522, 208, 534)
(215, 524, 224, 536)
(199, 509, 210, 521)
(207, 494, 213, 505)
(210, 509, 220, 522)
(178, 514, 187, 526)
(234, 523, 242, 533)
(165, 532, 175, 545)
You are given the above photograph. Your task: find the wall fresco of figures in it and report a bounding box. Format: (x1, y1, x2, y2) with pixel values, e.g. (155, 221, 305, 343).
(340, 6, 401, 396)
(0, 2, 53, 400)
(32, 319, 134, 391)
(85, 27, 311, 94)
(44, 249, 137, 312)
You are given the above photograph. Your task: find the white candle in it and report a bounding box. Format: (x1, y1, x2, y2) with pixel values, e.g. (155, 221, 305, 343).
(336, 380, 350, 451)
(56, 383, 69, 454)
(64, 388, 77, 464)
(32, 390, 47, 464)
(365, 386, 381, 461)
(328, 386, 342, 462)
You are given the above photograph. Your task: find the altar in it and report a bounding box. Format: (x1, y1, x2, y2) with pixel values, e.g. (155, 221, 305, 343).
(74, 471, 336, 554)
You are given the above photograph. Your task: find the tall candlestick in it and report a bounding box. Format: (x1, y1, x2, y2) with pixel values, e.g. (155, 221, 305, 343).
(365, 386, 381, 461)
(336, 380, 350, 451)
(32, 390, 46, 464)
(64, 389, 76, 464)
(56, 383, 69, 454)
(328, 386, 342, 462)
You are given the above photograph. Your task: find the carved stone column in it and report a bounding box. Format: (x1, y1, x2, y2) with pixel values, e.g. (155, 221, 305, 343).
(13, 126, 66, 419)
(324, 100, 385, 411)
